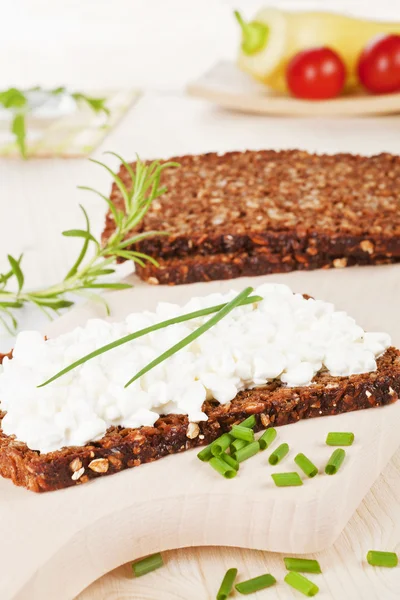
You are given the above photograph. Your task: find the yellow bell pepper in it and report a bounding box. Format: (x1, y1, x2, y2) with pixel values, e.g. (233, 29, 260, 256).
(235, 8, 400, 93)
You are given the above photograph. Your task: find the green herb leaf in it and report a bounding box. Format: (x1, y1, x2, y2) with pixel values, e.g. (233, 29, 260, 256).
(11, 113, 27, 159)
(7, 254, 24, 292)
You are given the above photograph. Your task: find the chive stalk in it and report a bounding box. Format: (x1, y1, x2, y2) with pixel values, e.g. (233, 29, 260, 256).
(240, 415, 257, 429)
(232, 441, 260, 463)
(325, 449, 346, 475)
(216, 568, 238, 600)
(269, 443, 289, 465)
(271, 472, 303, 487)
(209, 457, 237, 479)
(197, 445, 213, 462)
(235, 573, 276, 594)
(230, 439, 248, 453)
(294, 453, 318, 478)
(39, 290, 262, 388)
(326, 432, 354, 446)
(284, 572, 319, 597)
(367, 550, 398, 568)
(221, 453, 240, 472)
(231, 424, 255, 443)
(284, 557, 322, 574)
(258, 427, 276, 450)
(211, 433, 234, 456)
(124, 287, 256, 387)
(132, 553, 163, 577)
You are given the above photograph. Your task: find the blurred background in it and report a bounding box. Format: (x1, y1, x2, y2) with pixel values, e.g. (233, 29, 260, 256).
(2, 0, 399, 90)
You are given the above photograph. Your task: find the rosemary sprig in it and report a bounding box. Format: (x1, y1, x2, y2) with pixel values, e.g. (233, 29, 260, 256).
(0, 152, 178, 333)
(0, 86, 109, 158)
(38, 292, 262, 387)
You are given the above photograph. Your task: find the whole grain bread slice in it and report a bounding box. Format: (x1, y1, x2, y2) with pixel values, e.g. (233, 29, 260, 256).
(0, 347, 399, 493)
(102, 149, 400, 285)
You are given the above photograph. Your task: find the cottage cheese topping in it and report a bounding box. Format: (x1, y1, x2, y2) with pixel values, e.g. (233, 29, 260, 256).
(0, 284, 391, 453)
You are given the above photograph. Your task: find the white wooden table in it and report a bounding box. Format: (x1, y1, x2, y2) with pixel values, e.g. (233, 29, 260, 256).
(1, 92, 400, 599)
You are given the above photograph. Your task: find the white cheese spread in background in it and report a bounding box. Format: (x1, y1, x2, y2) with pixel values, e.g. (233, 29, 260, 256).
(0, 284, 391, 453)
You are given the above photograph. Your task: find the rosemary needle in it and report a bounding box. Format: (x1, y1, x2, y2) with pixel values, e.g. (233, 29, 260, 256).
(38, 293, 261, 387)
(124, 287, 255, 388)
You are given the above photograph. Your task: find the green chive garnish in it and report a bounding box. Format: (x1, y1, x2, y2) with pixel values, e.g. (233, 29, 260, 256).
(197, 444, 213, 462)
(325, 448, 346, 475)
(132, 553, 164, 577)
(240, 415, 257, 428)
(39, 290, 262, 387)
(216, 568, 238, 600)
(367, 550, 398, 568)
(284, 557, 322, 574)
(230, 439, 248, 453)
(269, 442, 289, 465)
(326, 432, 354, 446)
(232, 440, 260, 463)
(222, 453, 240, 472)
(231, 424, 255, 443)
(271, 472, 303, 487)
(294, 453, 318, 478)
(210, 457, 237, 479)
(211, 433, 234, 456)
(125, 287, 256, 387)
(285, 572, 319, 596)
(235, 573, 276, 594)
(258, 427, 277, 450)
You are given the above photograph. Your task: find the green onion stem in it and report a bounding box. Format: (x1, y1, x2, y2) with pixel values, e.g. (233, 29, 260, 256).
(38, 292, 261, 387)
(231, 424, 255, 443)
(132, 553, 164, 577)
(284, 572, 319, 597)
(217, 568, 238, 600)
(269, 443, 289, 465)
(124, 287, 256, 387)
(230, 439, 248, 453)
(258, 427, 277, 450)
(240, 415, 257, 428)
(271, 472, 303, 487)
(235, 573, 276, 594)
(284, 557, 322, 574)
(232, 441, 260, 463)
(367, 551, 398, 568)
(209, 456, 237, 479)
(211, 433, 234, 457)
(294, 453, 318, 478)
(326, 432, 354, 446)
(197, 444, 213, 462)
(221, 453, 239, 472)
(325, 449, 346, 475)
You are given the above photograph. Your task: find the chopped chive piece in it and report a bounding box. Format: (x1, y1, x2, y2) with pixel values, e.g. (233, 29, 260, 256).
(235, 573, 276, 594)
(211, 433, 234, 456)
(325, 448, 346, 475)
(231, 424, 255, 442)
(231, 439, 248, 453)
(367, 550, 398, 568)
(197, 444, 213, 462)
(259, 427, 277, 450)
(284, 572, 319, 597)
(217, 568, 238, 600)
(222, 453, 240, 471)
(232, 440, 260, 463)
(240, 415, 256, 429)
(132, 553, 163, 577)
(269, 442, 289, 465)
(326, 432, 354, 446)
(125, 287, 255, 387)
(210, 456, 237, 479)
(271, 472, 303, 487)
(294, 453, 318, 478)
(284, 557, 322, 574)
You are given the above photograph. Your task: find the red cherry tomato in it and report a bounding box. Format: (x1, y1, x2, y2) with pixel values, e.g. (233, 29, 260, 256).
(358, 34, 400, 94)
(286, 47, 347, 100)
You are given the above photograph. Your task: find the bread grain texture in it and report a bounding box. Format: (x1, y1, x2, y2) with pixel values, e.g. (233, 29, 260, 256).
(102, 149, 400, 284)
(0, 347, 399, 492)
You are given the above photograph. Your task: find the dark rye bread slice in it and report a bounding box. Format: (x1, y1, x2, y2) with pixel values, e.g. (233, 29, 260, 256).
(102, 149, 400, 285)
(0, 347, 399, 493)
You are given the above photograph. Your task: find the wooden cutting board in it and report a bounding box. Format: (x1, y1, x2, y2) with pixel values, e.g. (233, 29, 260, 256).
(1, 264, 399, 600)
(187, 61, 400, 117)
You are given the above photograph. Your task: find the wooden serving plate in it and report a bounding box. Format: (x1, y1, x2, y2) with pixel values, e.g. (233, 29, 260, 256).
(1, 264, 400, 600)
(187, 61, 400, 117)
